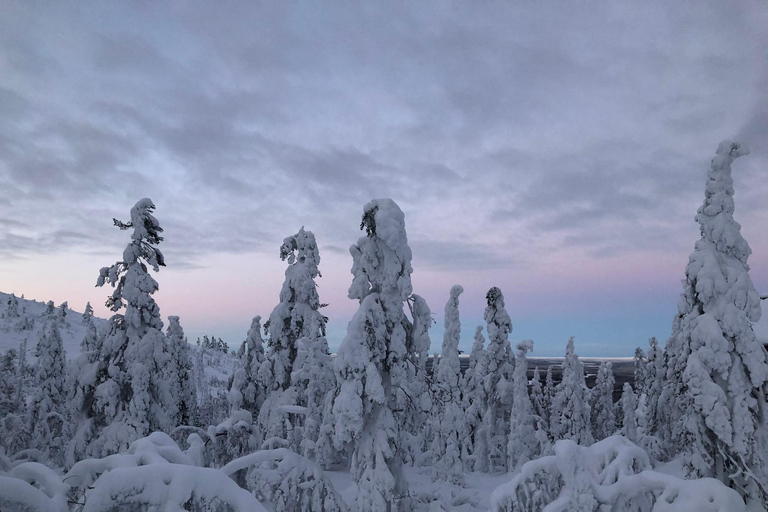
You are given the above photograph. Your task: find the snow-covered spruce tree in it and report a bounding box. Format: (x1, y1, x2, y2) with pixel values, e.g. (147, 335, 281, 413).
(619, 382, 639, 443)
(258, 228, 326, 451)
(393, 293, 432, 465)
(331, 198, 414, 511)
(530, 366, 549, 436)
(431, 285, 465, 484)
(15, 339, 27, 414)
(239, 316, 267, 420)
(262, 227, 324, 393)
(633, 347, 648, 393)
(643, 337, 664, 437)
(590, 361, 616, 442)
(290, 316, 335, 462)
(461, 326, 488, 471)
(66, 301, 103, 466)
(29, 303, 68, 466)
(661, 141, 768, 503)
(4, 294, 20, 318)
(482, 287, 514, 472)
(0, 349, 18, 417)
(550, 337, 593, 445)
(507, 340, 539, 471)
(82, 302, 94, 324)
(166, 316, 196, 427)
(74, 198, 174, 457)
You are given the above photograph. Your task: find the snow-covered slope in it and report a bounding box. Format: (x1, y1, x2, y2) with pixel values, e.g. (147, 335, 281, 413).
(0, 292, 107, 358)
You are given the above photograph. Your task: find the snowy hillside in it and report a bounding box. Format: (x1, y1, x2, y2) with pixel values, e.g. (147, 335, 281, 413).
(0, 292, 107, 357)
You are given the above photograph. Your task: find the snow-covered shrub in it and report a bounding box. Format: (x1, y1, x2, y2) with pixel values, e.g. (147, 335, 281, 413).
(0, 461, 69, 512)
(66, 431, 267, 511)
(210, 369, 258, 467)
(490, 435, 745, 512)
(222, 448, 348, 512)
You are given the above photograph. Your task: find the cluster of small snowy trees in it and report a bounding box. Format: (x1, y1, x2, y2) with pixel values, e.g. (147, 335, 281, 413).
(0, 140, 765, 511)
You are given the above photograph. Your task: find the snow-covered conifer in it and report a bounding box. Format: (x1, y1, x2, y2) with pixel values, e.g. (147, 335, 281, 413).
(461, 326, 487, 471)
(241, 316, 267, 417)
(633, 347, 648, 394)
(482, 287, 513, 472)
(392, 293, 432, 465)
(262, 227, 324, 393)
(15, 339, 27, 414)
(660, 141, 768, 503)
(590, 361, 616, 441)
(550, 337, 593, 446)
(643, 337, 663, 436)
(507, 340, 538, 471)
(431, 285, 464, 484)
(29, 305, 68, 466)
(619, 383, 638, 443)
(0, 349, 18, 417)
(74, 198, 174, 457)
(82, 302, 94, 323)
(331, 199, 413, 510)
(4, 294, 20, 318)
(166, 316, 196, 427)
(530, 366, 548, 434)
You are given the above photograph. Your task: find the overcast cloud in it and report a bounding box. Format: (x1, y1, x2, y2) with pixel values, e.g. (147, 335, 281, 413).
(1, 1, 767, 354)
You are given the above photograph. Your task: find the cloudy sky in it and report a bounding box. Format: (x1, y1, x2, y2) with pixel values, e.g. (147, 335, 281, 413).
(1, 1, 767, 356)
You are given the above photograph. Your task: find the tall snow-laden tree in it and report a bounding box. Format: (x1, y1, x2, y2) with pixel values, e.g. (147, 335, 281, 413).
(394, 293, 432, 465)
(0, 349, 18, 417)
(530, 366, 548, 435)
(643, 337, 664, 437)
(331, 198, 414, 511)
(73, 198, 173, 457)
(262, 227, 325, 392)
(619, 382, 639, 443)
(661, 141, 768, 504)
(507, 340, 538, 471)
(258, 228, 327, 452)
(590, 361, 616, 442)
(633, 347, 648, 393)
(431, 285, 464, 484)
(482, 287, 514, 472)
(241, 316, 267, 418)
(166, 316, 196, 427)
(551, 337, 593, 446)
(461, 326, 487, 471)
(29, 302, 68, 466)
(66, 301, 103, 466)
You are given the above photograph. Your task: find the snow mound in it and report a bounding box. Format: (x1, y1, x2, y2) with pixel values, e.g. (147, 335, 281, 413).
(490, 436, 745, 512)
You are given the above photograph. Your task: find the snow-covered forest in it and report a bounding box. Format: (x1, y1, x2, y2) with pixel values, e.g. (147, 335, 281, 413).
(0, 141, 766, 511)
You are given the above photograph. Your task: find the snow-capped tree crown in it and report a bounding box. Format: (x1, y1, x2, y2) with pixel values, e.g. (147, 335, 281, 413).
(348, 198, 413, 303)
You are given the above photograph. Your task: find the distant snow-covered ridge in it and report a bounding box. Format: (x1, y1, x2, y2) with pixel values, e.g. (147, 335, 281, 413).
(0, 292, 107, 358)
